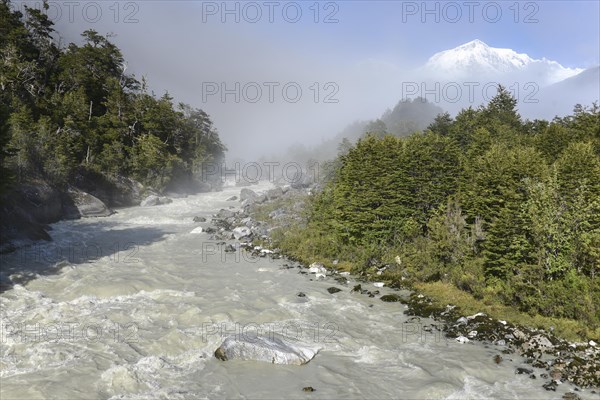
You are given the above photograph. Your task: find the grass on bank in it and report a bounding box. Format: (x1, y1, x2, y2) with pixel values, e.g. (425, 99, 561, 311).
(414, 281, 600, 342)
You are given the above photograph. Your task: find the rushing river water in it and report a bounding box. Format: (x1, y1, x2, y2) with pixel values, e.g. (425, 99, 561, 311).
(1, 182, 595, 399)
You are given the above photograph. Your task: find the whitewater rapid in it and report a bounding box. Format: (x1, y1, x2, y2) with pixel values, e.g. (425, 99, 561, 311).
(0, 182, 593, 399)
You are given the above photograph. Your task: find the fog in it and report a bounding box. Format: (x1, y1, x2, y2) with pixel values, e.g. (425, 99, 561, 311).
(14, 1, 600, 160)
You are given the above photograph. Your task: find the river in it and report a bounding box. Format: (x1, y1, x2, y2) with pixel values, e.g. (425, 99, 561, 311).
(0, 182, 592, 399)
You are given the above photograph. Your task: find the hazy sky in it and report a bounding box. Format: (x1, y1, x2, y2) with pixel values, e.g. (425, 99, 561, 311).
(13, 0, 600, 159)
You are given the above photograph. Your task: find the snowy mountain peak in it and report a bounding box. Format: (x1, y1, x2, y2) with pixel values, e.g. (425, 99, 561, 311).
(426, 40, 532, 73)
(457, 39, 489, 49)
(424, 40, 582, 85)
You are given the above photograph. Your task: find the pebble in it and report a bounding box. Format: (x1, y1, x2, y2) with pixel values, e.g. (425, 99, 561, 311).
(455, 336, 470, 344)
(516, 367, 533, 375)
(467, 312, 486, 319)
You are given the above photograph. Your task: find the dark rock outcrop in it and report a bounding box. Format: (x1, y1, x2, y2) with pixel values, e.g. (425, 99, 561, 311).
(64, 189, 112, 218)
(1, 182, 64, 252)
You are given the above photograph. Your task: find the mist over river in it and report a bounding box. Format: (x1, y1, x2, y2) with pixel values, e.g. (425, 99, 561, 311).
(0, 182, 593, 399)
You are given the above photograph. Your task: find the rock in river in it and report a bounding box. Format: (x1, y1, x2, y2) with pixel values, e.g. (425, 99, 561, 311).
(232, 226, 252, 240)
(140, 195, 172, 207)
(214, 335, 319, 365)
(240, 188, 259, 202)
(67, 189, 113, 218)
(266, 187, 284, 200)
(380, 294, 403, 302)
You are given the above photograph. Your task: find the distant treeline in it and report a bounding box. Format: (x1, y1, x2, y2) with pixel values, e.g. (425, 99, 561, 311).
(280, 97, 444, 166)
(277, 87, 600, 326)
(0, 0, 226, 193)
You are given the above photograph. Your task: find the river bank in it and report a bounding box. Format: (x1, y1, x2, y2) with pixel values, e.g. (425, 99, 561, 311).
(226, 184, 600, 393)
(0, 174, 141, 255)
(0, 169, 222, 255)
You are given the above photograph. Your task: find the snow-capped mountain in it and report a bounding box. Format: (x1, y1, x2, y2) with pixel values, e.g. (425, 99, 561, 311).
(424, 39, 583, 86)
(522, 66, 600, 119)
(547, 65, 600, 90)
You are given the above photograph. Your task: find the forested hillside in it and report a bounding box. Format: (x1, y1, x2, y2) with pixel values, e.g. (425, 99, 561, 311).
(281, 98, 443, 165)
(0, 0, 225, 194)
(276, 87, 600, 330)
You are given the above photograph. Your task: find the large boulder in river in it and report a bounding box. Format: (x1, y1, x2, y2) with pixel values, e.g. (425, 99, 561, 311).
(216, 209, 235, 219)
(214, 335, 319, 365)
(140, 195, 159, 207)
(255, 194, 267, 204)
(67, 189, 113, 218)
(291, 173, 315, 189)
(140, 195, 172, 207)
(70, 169, 144, 207)
(240, 188, 259, 202)
(266, 187, 284, 201)
(196, 181, 213, 193)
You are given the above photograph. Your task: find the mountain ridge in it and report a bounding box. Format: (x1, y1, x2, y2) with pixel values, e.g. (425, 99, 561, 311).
(424, 39, 584, 86)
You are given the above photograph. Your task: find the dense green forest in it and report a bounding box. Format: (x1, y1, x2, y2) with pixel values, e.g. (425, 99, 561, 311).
(0, 0, 225, 193)
(276, 88, 600, 330)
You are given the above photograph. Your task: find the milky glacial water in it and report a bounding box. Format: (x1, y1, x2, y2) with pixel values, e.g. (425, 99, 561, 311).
(1, 183, 595, 399)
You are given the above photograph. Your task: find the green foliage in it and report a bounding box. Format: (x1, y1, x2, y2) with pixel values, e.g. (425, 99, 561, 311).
(462, 144, 547, 280)
(0, 0, 225, 194)
(279, 86, 600, 329)
(482, 84, 522, 131)
(332, 134, 404, 243)
(130, 134, 175, 189)
(329, 131, 461, 245)
(363, 119, 388, 138)
(381, 97, 445, 136)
